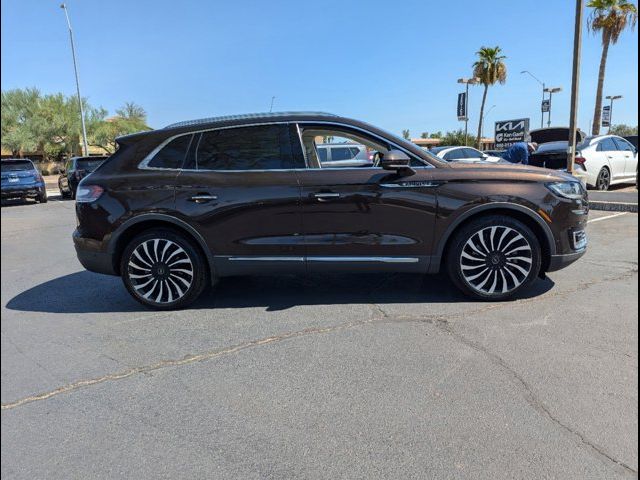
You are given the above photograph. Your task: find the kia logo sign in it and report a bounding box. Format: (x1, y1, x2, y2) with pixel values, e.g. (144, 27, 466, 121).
(494, 118, 530, 149)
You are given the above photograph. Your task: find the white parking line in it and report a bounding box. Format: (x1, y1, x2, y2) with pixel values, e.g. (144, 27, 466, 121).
(588, 212, 628, 223)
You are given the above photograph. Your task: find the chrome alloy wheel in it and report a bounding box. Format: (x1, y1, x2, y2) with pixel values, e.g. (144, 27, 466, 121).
(459, 226, 533, 295)
(127, 239, 194, 304)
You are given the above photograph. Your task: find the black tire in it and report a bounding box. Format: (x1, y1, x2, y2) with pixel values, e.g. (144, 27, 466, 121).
(120, 229, 208, 310)
(595, 167, 611, 191)
(38, 191, 48, 203)
(446, 215, 541, 301)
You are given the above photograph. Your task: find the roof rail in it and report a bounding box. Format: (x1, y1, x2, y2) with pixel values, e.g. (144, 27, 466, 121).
(164, 111, 337, 129)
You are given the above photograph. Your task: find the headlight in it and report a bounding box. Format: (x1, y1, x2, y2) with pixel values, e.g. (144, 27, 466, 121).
(545, 181, 584, 200)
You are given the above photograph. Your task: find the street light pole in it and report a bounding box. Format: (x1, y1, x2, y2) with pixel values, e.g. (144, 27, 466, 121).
(544, 87, 562, 128)
(269, 96, 276, 113)
(457, 77, 479, 146)
(605, 95, 623, 133)
(521, 70, 546, 129)
(567, 0, 584, 175)
(60, 3, 88, 157)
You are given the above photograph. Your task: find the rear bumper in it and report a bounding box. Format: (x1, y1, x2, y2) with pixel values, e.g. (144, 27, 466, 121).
(73, 229, 117, 276)
(1, 184, 45, 198)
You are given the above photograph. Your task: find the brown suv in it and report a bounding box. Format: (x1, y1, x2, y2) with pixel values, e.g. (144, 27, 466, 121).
(73, 112, 589, 309)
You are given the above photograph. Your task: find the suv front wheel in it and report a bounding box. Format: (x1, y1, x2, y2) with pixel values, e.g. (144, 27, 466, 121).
(446, 215, 541, 300)
(121, 229, 207, 310)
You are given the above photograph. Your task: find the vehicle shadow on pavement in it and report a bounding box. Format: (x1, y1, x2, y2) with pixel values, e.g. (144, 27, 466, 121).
(5, 270, 555, 314)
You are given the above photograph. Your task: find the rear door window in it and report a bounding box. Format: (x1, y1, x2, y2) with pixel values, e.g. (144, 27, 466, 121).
(317, 148, 328, 162)
(193, 124, 300, 170)
(462, 148, 483, 159)
(597, 138, 618, 152)
(443, 149, 466, 161)
(148, 134, 193, 169)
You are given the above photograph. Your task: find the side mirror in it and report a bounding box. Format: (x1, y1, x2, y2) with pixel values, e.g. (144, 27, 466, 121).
(380, 150, 412, 170)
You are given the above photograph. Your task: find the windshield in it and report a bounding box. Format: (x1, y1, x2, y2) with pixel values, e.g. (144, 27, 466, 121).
(429, 146, 448, 154)
(1, 160, 35, 172)
(76, 158, 105, 171)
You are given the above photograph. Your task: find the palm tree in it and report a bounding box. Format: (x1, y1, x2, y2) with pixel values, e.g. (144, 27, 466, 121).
(587, 0, 637, 135)
(472, 46, 507, 148)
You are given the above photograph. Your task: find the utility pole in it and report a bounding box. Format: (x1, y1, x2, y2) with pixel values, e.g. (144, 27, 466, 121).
(544, 87, 562, 128)
(567, 0, 584, 175)
(269, 96, 276, 113)
(457, 77, 479, 146)
(60, 3, 89, 157)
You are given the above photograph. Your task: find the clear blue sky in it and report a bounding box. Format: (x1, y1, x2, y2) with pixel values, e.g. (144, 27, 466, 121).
(1, 0, 638, 137)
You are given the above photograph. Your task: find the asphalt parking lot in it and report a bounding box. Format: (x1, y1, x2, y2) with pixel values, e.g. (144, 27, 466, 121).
(1, 198, 638, 479)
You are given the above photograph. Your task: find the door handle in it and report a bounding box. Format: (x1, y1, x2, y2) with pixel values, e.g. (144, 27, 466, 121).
(188, 194, 218, 203)
(313, 192, 340, 202)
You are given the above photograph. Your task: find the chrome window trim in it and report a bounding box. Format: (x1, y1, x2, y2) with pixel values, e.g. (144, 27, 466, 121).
(138, 120, 435, 172)
(295, 121, 435, 169)
(138, 121, 292, 171)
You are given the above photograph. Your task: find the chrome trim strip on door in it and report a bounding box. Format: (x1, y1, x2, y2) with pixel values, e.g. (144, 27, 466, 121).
(228, 256, 305, 262)
(380, 181, 442, 188)
(226, 256, 420, 264)
(307, 256, 420, 263)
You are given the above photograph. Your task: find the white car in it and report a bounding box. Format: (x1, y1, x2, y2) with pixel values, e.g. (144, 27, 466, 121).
(427, 146, 503, 163)
(530, 135, 637, 190)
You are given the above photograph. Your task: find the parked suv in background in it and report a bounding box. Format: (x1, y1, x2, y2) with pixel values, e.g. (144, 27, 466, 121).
(1, 159, 47, 203)
(59, 156, 108, 199)
(316, 143, 372, 167)
(74, 112, 589, 309)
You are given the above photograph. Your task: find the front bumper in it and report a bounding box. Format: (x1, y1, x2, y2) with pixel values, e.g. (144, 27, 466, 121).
(73, 229, 117, 276)
(547, 249, 586, 272)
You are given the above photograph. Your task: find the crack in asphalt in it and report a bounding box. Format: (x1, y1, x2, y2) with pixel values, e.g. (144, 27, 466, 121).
(2, 266, 637, 475)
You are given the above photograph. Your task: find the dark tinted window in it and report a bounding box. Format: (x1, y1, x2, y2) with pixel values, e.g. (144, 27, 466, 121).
(612, 137, 634, 152)
(597, 138, 618, 152)
(317, 147, 328, 162)
(331, 147, 356, 161)
(1, 160, 34, 172)
(76, 158, 105, 171)
(148, 134, 193, 169)
(443, 149, 466, 161)
(462, 148, 483, 159)
(195, 125, 298, 170)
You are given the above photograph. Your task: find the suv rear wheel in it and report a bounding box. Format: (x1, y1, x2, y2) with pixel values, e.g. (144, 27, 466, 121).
(121, 229, 207, 310)
(446, 215, 541, 300)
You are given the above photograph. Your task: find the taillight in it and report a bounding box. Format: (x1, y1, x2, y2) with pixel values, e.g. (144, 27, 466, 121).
(574, 156, 586, 167)
(76, 185, 104, 203)
(75, 169, 86, 180)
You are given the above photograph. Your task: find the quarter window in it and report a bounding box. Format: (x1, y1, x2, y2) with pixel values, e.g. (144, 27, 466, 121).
(194, 125, 298, 170)
(148, 134, 193, 169)
(444, 149, 466, 161)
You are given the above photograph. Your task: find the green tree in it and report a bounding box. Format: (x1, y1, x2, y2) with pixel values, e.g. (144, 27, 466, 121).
(1, 88, 42, 156)
(440, 129, 477, 147)
(420, 132, 429, 139)
(402, 129, 411, 140)
(609, 124, 639, 136)
(472, 46, 507, 148)
(587, 0, 638, 135)
(89, 102, 150, 154)
(430, 131, 443, 139)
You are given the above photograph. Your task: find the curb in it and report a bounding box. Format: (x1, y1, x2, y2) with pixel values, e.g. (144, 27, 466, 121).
(590, 201, 638, 213)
